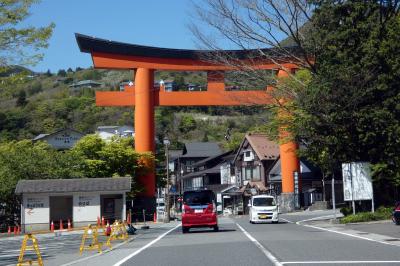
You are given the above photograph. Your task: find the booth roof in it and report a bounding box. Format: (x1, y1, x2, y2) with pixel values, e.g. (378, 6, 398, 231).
(15, 177, 131, 194)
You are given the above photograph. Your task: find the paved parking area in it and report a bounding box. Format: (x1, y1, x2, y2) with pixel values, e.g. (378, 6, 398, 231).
(0, 232, 88, 266)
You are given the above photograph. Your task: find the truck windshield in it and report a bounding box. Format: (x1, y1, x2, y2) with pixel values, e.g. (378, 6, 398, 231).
(253, 198, 275, 207)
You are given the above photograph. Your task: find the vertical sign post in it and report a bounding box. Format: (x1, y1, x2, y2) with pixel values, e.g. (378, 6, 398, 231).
(294, 171, 300, 209)
(332, 174, 336, 219)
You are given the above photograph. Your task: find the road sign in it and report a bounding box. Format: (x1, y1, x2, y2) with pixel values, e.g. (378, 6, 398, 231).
(342, 162, 373, 201)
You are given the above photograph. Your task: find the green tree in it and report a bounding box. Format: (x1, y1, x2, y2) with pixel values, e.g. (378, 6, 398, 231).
(71, 135, 154, 194)
(57, 69, 67, 77)
(16, 90, 28, 106)
(0, 0, 54, 66)
(179, 115, 197, 133)
(0, 140, 79, 222)
(267, 2, 400, 188)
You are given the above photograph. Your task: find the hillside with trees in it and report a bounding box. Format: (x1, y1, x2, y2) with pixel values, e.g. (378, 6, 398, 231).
(0, 67, 270, 149)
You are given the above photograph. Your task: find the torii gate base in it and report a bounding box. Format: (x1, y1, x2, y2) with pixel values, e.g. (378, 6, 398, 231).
(76, 34, 300, 214)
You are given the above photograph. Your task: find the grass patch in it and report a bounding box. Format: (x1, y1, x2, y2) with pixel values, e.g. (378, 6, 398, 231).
(340, 206, 392, 224)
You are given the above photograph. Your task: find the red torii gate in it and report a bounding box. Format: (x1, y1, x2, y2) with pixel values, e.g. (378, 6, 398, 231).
(75, 33, 300, 211)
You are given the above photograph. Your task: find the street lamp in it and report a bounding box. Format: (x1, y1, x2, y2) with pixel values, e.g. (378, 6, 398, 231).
(163, 136, 170, 222)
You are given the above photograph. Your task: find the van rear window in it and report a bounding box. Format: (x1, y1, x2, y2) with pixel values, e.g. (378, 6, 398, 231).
(184, 191, 215, 206)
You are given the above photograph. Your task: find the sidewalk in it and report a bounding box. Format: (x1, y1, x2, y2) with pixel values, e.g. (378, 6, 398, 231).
(0, 221, 161, 241)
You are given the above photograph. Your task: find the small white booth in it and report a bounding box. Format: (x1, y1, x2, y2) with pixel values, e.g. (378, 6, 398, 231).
(15, 177, 131, 233)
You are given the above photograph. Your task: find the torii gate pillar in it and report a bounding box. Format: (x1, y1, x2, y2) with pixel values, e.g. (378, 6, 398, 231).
(134, 68, 155, 200)
(278, 69, 300, 212)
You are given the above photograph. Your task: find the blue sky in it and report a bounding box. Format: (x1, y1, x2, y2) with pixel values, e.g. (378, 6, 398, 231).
(24, 0, 199, 72)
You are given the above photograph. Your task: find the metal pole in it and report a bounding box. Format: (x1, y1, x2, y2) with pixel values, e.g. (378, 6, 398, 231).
(322, 172, 326, 202)
(332, 173, 336, 220)
(371, 186, 375, 213)
(350, 163, 356, 215)
(165, 142, 170, 222)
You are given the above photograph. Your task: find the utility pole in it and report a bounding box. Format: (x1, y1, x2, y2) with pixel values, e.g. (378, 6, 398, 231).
(163, 137, 170, 222)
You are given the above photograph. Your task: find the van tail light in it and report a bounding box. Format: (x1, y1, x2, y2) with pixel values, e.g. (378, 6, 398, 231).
(183, 204, 194, 214)
(205, 203, 217, 214)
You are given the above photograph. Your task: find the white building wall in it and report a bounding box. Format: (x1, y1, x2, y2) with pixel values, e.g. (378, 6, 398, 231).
(23, 194, 49, 224)
(44, 129, 83, 150)
(73, 193, 100, 223)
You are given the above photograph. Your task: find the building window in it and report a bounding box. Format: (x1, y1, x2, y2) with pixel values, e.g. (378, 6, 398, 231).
(252, 165, 261, 181)
(245, 167, 252, 180)
(186, 160, 195, 173)
(183, 179, 192, 189)
(242, 167, 248, 180)
(192, 177, 203, 188)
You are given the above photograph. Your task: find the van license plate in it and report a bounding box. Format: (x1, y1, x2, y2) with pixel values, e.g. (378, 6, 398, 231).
(259, 215, 267, 219)
(194, 209, 203, 213)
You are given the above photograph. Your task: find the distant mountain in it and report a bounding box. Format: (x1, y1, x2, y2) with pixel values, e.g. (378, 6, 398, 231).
(0, 65, 34, 77)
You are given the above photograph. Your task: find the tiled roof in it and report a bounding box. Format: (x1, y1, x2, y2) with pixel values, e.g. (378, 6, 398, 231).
(246, 133, 280, 160)
(15, 177, 131, 194)
(181, 142, 222, 158)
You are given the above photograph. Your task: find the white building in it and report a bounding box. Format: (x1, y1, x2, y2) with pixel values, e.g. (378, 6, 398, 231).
(33, 128, 85, 150)
(16, 177, 131, 233)
(96, 126, 135, 141)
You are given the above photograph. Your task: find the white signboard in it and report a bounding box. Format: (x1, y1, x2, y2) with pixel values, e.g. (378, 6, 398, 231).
(24, 195, 49, 224)
(342, 162, 373, 201)
(73, 194, 100, 222)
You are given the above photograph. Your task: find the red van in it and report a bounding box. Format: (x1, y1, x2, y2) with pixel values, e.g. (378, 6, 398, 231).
(181, 189, 218, 233)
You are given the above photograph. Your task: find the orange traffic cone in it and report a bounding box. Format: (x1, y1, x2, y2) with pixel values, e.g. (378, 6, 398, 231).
(153, 212, 157, 223)
(97, 216, 100, 227)
(50, 221, 54, 232)
(67, 219, 72, 231)
(13, 226, 17, 235)
(7, 226, 11, 235)
(17, 225, 20, 235)
(102, 216, 105, 227)
(60, 219, 64, 230)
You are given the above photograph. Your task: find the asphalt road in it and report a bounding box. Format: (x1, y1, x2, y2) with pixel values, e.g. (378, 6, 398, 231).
(118, 212, 400, 266)
(2, 212, 400, 266)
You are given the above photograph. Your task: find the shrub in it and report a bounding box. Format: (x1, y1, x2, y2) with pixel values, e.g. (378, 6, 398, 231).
(340, 206, 392, 224)
(340, 206, 353, 216)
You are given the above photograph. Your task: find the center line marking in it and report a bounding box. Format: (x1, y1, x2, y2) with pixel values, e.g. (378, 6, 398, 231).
(113, 223, 180, 266)
(236, 223, 282, 266)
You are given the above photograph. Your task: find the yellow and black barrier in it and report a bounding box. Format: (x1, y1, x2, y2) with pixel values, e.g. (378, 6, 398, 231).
(106, 220, 128, 249)
(17, 233, 43, 266)
(79, 224, 102, 255)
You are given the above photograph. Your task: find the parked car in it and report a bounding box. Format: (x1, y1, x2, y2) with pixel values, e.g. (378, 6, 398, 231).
(248, 195, 279, 224)
(181, 189, 218, 233)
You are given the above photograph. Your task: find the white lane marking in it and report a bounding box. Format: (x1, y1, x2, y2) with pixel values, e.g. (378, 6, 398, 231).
(295, 215, 400, 248)
(236, 223, 282, 266)
(282, 261, 400, 264)
(59, 240, 129, 266)
(296, 214, 338, 223)
(279, 218, 294, 224)
(113, 223, 180, 266)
